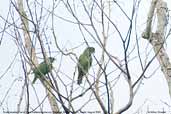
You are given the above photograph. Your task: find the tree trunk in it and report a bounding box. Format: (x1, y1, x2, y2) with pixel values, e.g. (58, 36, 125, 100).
(17, 0, 59, 113)
(142, 0, 171, 98)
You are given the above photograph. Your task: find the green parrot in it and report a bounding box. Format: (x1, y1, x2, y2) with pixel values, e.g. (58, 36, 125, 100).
(32, 57, 55, 84)
(77, 47, 95, 85)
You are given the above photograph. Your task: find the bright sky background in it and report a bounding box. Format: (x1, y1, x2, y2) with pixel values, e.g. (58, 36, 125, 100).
(0, 0, 171, 114)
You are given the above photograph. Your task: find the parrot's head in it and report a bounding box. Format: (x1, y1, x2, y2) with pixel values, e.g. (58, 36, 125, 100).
(48, 57, 55, 63)
(87, 47, 95, 54)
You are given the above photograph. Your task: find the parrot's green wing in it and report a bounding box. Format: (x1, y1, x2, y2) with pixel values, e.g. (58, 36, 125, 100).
(77, 47, 94, 85)
(32, 57, 55, 84)
(77, 55, 89, 84)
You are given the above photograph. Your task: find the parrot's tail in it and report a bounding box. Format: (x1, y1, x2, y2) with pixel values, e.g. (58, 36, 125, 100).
(77, 75, 83, 85)
(32, 76, 37, 84)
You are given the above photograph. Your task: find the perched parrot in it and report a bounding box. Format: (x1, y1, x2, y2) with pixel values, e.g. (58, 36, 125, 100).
(77, 47, 95, 85)
(32, 57, 55, 84)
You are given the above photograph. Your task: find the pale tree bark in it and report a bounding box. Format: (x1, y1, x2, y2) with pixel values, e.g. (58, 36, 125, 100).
(142, 0, 171, 98)
(17, 0, 59, 113)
